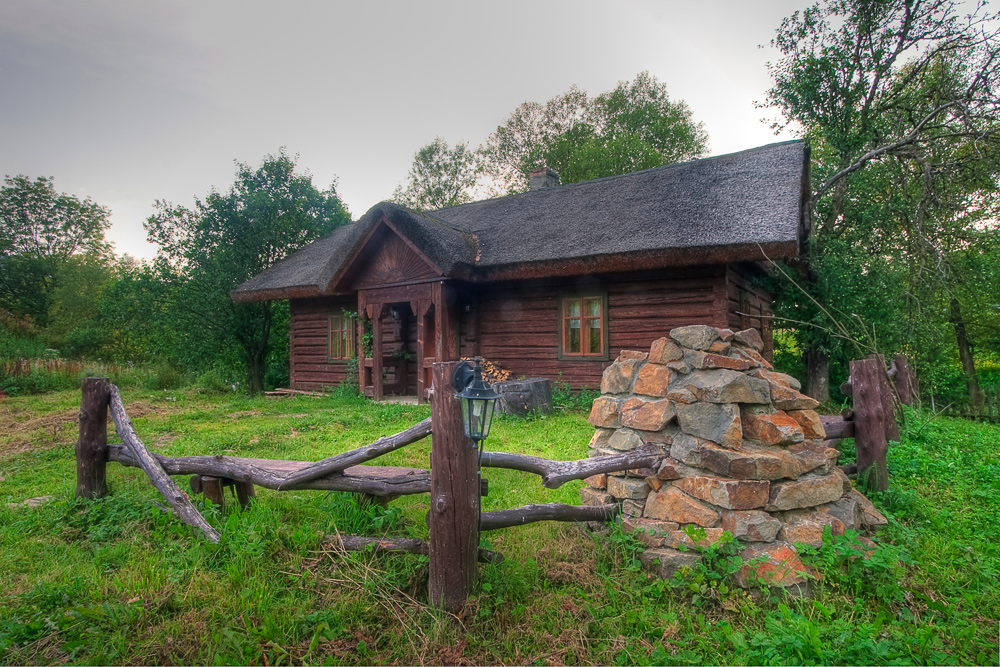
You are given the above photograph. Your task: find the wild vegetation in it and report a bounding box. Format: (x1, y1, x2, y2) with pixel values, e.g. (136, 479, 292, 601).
(0, 389, 997, 665)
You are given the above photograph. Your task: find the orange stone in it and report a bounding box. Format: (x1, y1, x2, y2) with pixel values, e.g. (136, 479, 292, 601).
(786, 410, 826, 439)
(662, 527, 727, 549)
(618, 350, 649, 361)
(633, 363, 672, 397)
(588, 396, 622, 428)
(673, 476, 770, 510)
(686, 350, 752, 371)
(601, 358, 643, 394)
(584, 473, 608, 489)
(620, 397, 676, 431)
(740, 408, 805, 445)
(649, 337, 684, 364)
(644, 486, 721, 527)
(734, 541, 810, 588)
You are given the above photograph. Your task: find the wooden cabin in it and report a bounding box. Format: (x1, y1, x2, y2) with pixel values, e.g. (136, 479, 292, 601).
(232, 141, 809, 400)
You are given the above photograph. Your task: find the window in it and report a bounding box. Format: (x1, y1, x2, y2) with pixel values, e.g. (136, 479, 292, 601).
(559, 295, 607, 359)
(328, 313, 355, 361)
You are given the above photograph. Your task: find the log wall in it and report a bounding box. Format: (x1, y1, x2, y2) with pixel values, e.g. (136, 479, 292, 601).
(470, 265, 729, 389)
(290, 296, 358, 391)
(726, 263, 774, 360)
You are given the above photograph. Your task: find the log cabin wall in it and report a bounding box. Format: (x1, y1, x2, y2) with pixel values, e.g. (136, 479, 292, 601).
(726, 263, 774, 360)
(289, 296, 358, 391)
(468, 265, 729, 390)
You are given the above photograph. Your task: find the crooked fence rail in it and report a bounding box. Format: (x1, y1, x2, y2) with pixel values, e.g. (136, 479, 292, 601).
(75, 362, 659, 614)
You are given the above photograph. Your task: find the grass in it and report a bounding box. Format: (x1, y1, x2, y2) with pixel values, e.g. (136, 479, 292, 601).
(0, 388, 998, 665)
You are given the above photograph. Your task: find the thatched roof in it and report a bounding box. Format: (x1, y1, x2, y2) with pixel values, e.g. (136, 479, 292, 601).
(232, 140, 808, 302)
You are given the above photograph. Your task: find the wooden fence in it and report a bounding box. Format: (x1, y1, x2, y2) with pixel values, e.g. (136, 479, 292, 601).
(75, 362, 657, 614)
(943, 387, 1000, 423)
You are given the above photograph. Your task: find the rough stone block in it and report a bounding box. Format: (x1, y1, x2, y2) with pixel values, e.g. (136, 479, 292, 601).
(733, 328, 765, 352)
(584, 473, 608, 489)
(731, 346, 774, 370)
(676, 402, 742, 449)
(666, 387, 697, 404)
(644, 486, 721, 527)
(588, 428, 613, 450)
(740, 408, 805, 446)
(608, 428, 644, 451)
(580, 487, 614, 506)
(638, 424, 679, 446)
(670, 325, 721, 350)
(721, 510, 782, 542)
(674, 476, 770, 510)
(846, 489, 888, 529)
(708, 340, 732, 354)
(644, 475, 664, 491)
(685, 350, 753, 371)
(778, 512, 846, 547)
(673, 368, 770, 405)
(618, 350, 649, 361)
(816, 496, 862, 531)
(666, 360, 691, 374)
(766, 473, 844, 511)
(655, 457, 686, 480)
(622, 517, 679, 547)
(601, 358, 643, 394)
(734, 541, 810, 588)
(625, 466, 657, 479)
(749, 368, 802, 391)
(621, 499, 645, 517)
(662, 527, 727, 549)
(786, 440, 839, 475)
(620, 397, 676, 431)
(588, 396, 622, 428)
(649, 337, 684, 364)
(786, 409, 826, 439)
(639, 548, 703, 579)
(633, 363, 672, 397)
(670, 433, 705, 466)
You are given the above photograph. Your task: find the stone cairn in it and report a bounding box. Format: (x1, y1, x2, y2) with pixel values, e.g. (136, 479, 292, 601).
(581, 325, 887, 588)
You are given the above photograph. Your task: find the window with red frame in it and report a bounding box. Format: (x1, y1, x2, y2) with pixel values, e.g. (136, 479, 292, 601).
(560, 295, 606, 358)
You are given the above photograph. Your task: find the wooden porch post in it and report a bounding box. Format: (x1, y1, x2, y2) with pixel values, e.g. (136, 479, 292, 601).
(76, 377, 111, 499)
(428, 361, 480, 614)
(372, 304, 384, 399)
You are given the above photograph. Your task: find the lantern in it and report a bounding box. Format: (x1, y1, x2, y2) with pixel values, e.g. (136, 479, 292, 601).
(452, 358, 501, 445)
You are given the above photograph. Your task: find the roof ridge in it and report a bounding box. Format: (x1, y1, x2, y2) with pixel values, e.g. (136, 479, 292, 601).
(427, 139, 806, 215)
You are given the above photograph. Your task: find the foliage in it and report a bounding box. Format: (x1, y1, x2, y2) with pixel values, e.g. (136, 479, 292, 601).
(391, 137, 483, 210)
(483, 71, 709, 193)
(762, 0, 1000, 407)
(0, 390, 998, 664)
(144, 149, 351, 393)
(0, 175, 112, 326)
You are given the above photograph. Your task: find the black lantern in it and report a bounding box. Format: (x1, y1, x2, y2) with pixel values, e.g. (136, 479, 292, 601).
(452, 358, 501, 445)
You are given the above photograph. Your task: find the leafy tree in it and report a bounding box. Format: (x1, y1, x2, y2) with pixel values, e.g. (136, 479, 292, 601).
(483, 71, 709, 192)
(145, 149, 351, 393)
(763, 0, 1000, 405)
(392, 137, 483, 210)
(0, 175, 111, 325)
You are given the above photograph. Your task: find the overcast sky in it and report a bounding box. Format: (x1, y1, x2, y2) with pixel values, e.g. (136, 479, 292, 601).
(0, 0, 804, 260)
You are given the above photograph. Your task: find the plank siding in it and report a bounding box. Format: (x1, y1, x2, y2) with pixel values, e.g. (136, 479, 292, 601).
(290, 296, 357, 391)
(474, 266, 727, 389)
(726, 263, 774, 359)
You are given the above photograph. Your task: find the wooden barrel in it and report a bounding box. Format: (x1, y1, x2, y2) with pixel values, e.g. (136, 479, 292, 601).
(492, 378, 553, 417)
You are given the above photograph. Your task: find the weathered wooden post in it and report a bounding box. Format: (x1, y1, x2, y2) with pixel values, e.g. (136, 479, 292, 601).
(850, 357, 895, 492)
(891, 354, 917, 406)
(428, 361, 480, 614)
(76, 377, 111, 499)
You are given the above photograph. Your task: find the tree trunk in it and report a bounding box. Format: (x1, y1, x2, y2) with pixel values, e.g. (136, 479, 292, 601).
(805, 345, 830, 404)
(950, 298, 984, 412)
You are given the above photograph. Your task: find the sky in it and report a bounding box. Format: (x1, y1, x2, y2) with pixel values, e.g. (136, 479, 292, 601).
(0, 0, 804, 260)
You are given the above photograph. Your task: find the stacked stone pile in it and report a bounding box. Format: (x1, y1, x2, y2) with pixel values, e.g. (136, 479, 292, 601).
(580, 325, 887, 587)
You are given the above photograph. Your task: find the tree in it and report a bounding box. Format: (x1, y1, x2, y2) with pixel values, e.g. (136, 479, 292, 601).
(763, 0, 1000, 405)
(0, 175, 111, 326)
(145, 149, 351, 393)
(392, 138, 483, 210)
(483, 72, 709, 192)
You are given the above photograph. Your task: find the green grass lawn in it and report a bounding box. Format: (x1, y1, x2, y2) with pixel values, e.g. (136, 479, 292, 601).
(1, 387, 998, 665)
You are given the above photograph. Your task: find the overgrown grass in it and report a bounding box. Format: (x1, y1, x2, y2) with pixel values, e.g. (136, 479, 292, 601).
(1, 390, 997, 665)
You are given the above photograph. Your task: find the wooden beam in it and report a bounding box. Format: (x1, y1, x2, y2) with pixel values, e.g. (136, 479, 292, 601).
(277, 417, 432, 488)
(325, 534, 503, 564)
(76, 377, 111, 500)
(479, 503, 619, 531)
(428, 361, 479, 614)
(479, 445, 664, 489)
(108, 386, 220, 542)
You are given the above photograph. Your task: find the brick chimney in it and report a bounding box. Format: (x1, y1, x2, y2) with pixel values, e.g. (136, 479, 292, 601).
(529, 166, 560, 190)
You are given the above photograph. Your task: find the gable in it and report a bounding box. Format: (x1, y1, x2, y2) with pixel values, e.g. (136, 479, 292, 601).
(335, 220, 443, 291)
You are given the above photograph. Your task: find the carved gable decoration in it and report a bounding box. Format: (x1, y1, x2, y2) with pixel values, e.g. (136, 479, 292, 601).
(340, 222, 442, 291)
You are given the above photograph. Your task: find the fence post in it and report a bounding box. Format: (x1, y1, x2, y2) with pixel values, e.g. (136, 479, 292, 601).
(892, 354, 918, 406)
(428, 361, 480, 614)
(850, 358, 892, 492)
(76, 377, 111, 499)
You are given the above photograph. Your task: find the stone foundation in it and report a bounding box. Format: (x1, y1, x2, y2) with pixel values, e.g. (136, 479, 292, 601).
(581, 325, 887, 586)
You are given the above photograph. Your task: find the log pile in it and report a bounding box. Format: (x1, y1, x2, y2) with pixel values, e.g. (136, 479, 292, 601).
(581, 325, 887, 589)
